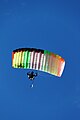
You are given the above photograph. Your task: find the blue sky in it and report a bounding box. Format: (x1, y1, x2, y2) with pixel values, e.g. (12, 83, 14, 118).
(0, 0, 80, 120)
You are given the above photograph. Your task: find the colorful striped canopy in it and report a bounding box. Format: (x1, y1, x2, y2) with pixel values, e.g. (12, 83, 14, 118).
(12, 48, 65, 77)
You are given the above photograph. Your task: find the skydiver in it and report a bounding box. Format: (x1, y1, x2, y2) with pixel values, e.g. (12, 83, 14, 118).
(27, 71, 38, 80)
(27, 71, 38, 88)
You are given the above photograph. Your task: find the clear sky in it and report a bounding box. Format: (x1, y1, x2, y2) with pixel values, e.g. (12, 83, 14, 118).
(0, 0, 80, 120)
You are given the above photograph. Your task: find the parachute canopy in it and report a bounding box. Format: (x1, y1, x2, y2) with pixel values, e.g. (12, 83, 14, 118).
(12, 48, 65, 77)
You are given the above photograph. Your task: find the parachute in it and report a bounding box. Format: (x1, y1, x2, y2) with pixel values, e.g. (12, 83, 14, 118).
(12, 48, 65, 77)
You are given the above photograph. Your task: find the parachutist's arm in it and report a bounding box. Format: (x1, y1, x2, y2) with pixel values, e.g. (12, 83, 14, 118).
(27, 72, 31, 75)
(35, 73, 38, 77)
(33, 73, 37, 77)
